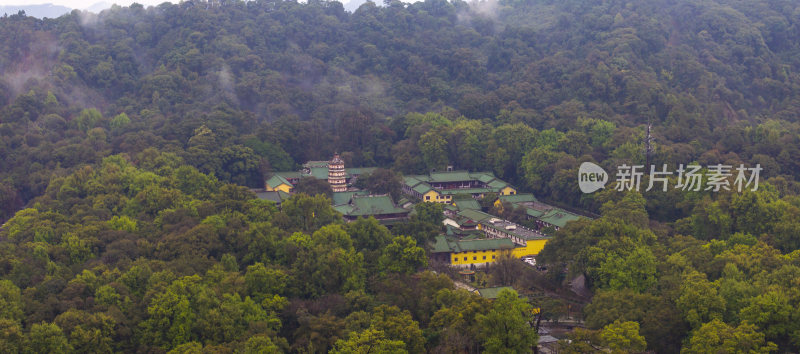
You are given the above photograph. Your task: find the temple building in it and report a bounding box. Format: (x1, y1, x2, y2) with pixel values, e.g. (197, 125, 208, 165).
(429, 236, 515, 266)
(403, 171, 517, 203)
(266, 154, 375, 192)
(431, 206, 553, 267)
(328, 154, 347, 192)
(264, 175, 293, 193)
(333, 194, 411, 224)
(494, 193, 586, 231)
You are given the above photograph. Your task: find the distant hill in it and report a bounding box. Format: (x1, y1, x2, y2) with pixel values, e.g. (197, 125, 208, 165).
(0, 4, 71, 19)
(86, 2, 113, 13)
(0, 2, 117, 18)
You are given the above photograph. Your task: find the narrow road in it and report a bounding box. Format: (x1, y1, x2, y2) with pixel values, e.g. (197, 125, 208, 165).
(454, 280, 476, 292)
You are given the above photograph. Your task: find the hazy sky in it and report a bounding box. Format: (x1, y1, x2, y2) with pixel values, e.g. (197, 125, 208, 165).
(2, 0, 172, 9)
(2, 0, 414, 11)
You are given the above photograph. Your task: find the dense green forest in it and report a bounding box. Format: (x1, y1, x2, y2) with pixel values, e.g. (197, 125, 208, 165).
(2, 0, 800, 352)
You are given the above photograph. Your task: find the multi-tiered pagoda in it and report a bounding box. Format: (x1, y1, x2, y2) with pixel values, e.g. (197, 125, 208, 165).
(328, 153, 347, 192)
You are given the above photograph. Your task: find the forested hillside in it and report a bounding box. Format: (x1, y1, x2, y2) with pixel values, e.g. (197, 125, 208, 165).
(3, 0, 800, 219)
(2, 0, 800, 352)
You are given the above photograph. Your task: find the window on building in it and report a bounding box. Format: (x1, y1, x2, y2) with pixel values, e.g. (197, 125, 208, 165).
(473, 256, 477, 260)
(492, 255, 496, 259)
(483, 256, 486, 260)
(425, 196, 430, 200)
(464, 257, 467, 261)
(453, 257, 457, 262)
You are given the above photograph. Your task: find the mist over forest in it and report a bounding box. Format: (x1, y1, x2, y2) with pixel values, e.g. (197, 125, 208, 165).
(1, 0, 800, 352)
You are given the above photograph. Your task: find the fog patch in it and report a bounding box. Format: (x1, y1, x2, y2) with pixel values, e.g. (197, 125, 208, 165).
(218, 64, 240, 105)
(468, 0, 500, 19)
(457, 0, 504, 34)
(1, 32, 61, 98)
(77, 9, 101, 28)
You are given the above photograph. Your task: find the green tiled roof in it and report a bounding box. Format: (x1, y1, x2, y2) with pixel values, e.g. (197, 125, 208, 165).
(404, 171, 516, 200)
(265, 175, 292, 189)
(255, 190, 290, 203)
(429, 171, 473, 182)
(309, 167, 329, 180)
(404, 176, 423, 186)
(445, 215, 478, 227)
(452, 193, 475, 200)
(498, 193, 538, 204)
(457, 209, 495, 222)
(456, 238, 515, 251)
(444, 225, 483, 238)
(342, 195, 409, 216)
(439, 188, 494, 195)
(487, 179, 509, 189)
(471, 172, 496, 183)
(482, 220, 551, 241)
(539, 209, 583, 228)
(332, 191, 368, 206)
(431, 235, 452, 252)
(333, 204, 355, 215)
(412, 183, 433, 194)
(273, 171, 302, 180)
(431, 236, 515, 253)
(460, 232, 487, 240)
(525, 208, 545, 218)
(454, 199, 481, 211)
(476, 286, 516, 299)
